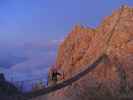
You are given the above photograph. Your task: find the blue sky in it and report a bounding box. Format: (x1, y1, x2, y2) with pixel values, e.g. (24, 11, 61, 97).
(0, 0, 132, 44)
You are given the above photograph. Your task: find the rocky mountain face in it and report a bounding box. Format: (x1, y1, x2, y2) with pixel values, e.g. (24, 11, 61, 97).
(46, 5, 133, 100)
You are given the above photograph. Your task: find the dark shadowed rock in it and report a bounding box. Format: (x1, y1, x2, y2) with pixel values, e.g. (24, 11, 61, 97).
(0, 74, 28, 100)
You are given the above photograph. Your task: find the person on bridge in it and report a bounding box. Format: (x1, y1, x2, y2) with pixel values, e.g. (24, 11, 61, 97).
(51, 69, 62, 81)
(48, 65, 64, 86)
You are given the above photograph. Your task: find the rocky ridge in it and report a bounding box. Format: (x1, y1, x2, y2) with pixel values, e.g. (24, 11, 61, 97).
(34, 5, 133, 100)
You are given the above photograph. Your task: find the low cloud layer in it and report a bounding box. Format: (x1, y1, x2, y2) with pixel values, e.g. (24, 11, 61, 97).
(0, 39, 63, 83)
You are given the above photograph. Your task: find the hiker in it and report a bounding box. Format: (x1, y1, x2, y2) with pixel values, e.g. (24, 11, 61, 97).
(51, 69, 62, 81)
(48, 65, 64, 86)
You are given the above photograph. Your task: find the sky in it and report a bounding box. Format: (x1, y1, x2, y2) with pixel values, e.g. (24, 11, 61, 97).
(0, 0, 132, 45)
(0, 0, 132, 86)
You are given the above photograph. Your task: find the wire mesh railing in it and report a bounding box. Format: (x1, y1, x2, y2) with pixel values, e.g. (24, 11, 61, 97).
(10, 77, 48, 93)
